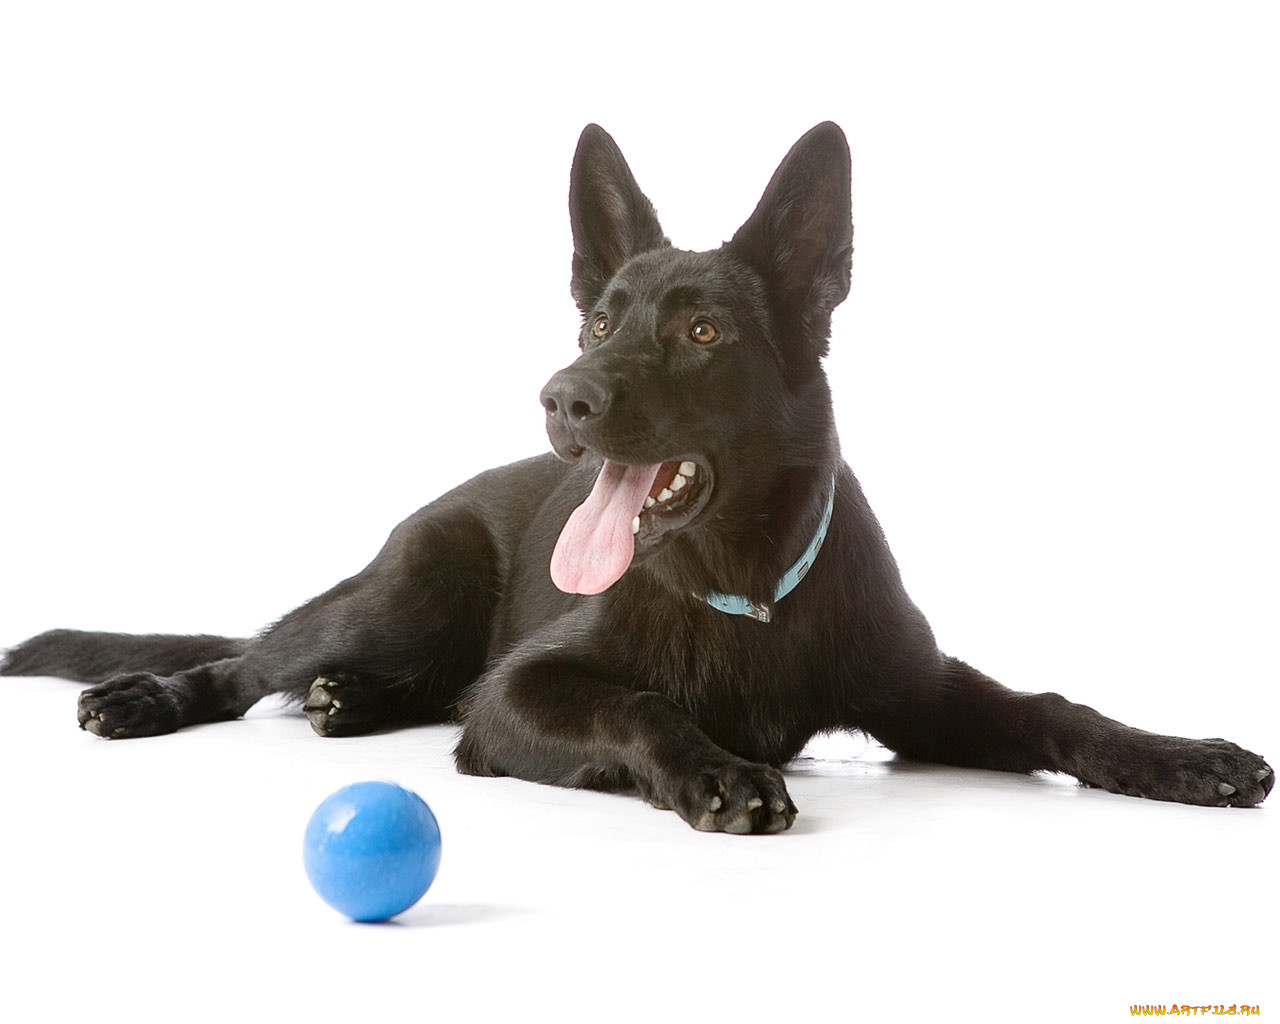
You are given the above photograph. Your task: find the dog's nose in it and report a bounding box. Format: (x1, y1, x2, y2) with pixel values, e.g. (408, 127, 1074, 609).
(540, 369, 613, 425)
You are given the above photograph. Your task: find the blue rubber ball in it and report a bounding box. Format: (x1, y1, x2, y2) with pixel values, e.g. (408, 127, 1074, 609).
(303, 781, 442, 922)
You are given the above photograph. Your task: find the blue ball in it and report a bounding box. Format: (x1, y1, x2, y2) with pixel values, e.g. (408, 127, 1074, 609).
(303, 781, 442, 922)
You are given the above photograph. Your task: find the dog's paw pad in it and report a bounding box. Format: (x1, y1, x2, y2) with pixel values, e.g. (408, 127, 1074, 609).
(304, 677, 345, 735)
(303, 673, 392, 737)
(77, 673, 183, 739)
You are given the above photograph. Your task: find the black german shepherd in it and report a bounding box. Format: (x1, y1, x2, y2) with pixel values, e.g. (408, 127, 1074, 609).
(3, 123, 1271, 832)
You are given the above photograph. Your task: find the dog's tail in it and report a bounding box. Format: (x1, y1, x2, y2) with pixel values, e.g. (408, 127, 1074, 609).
(0, 629, 249, 683)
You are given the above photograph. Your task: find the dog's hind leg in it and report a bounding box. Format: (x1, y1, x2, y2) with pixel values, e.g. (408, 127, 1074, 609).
(861, 656, 1274, 807)
(73, 508, 499, 739)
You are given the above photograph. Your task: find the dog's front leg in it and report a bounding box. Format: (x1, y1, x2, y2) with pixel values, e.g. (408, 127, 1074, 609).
(863, 656, 1273, 807)
(456, 656, 797, 834)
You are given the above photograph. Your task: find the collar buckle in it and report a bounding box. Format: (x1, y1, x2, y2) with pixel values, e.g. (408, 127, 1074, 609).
(743, 602, 772, 624)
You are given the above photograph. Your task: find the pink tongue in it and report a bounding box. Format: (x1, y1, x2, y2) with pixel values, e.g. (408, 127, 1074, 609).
(550, 460, 662, 595)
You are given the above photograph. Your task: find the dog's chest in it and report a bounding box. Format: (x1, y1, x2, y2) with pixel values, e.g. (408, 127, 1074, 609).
(618, 599, 835, 763)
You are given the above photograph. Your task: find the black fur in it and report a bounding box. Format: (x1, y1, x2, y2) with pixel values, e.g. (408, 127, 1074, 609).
(2, 123, 1271, 832)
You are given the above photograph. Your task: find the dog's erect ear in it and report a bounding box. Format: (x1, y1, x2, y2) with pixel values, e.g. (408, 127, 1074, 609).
(727, 122, 853, 355)
(569, 125, 669, 312)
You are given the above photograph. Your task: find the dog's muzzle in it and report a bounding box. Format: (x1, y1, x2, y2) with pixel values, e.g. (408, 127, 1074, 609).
(540, 366, 615, 461)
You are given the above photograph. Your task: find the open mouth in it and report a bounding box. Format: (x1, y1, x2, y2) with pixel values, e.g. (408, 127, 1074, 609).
(633, 459, 711, 541)
(549, 456, 714, 595)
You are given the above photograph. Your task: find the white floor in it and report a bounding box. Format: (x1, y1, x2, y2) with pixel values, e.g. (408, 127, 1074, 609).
(2, 674, 1273, 1023)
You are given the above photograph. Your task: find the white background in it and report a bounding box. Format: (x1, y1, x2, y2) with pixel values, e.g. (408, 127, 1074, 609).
(1, 2, 1276, 1021)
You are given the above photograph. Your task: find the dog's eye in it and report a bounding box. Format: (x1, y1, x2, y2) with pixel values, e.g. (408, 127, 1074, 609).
(592, 314, 610, 340)
(690, 319, 719, 345)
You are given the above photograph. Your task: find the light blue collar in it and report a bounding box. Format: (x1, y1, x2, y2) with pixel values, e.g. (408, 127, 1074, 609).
(703, 476, 836, 623)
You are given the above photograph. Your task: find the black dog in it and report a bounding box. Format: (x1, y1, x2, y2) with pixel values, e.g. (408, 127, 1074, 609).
(3, 123, 1271, 832)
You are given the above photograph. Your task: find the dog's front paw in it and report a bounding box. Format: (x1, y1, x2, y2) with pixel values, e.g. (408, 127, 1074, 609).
(1166, 739, 1272, 807)
(78, 673, 184, 739)
(665, 762, 797, 834)
(1092, 737, 1273, 808)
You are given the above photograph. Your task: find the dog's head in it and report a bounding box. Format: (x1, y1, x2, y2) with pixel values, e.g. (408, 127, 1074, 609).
(543, 124, 853, 596)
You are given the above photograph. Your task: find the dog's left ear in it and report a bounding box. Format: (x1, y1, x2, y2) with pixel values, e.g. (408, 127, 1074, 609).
(569, 125, 670, 313)
(727, 122, 853, 356)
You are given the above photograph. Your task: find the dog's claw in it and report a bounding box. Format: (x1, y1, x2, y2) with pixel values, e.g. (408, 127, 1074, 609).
(1218, 782, 1237, 797)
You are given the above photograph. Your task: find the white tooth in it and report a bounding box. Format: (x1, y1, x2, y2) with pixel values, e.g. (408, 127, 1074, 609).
(643, 497, 656, 509)
(657, 488, 673, 503)
(631, 516, 640, 535)
(671, 474, 687, 491)
(679, 461, 697, 477)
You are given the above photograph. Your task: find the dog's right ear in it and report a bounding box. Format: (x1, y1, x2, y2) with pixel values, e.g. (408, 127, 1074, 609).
(569, 125, 669, 313)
